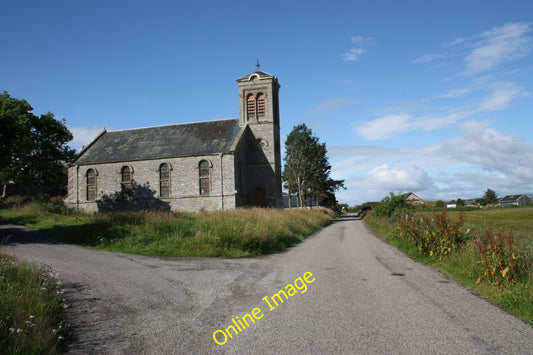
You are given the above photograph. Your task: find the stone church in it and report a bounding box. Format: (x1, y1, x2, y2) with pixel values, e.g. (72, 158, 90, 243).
(65, 70, 282, 213)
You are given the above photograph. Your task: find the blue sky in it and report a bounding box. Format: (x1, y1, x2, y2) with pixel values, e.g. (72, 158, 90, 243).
(2, 0, 533, 205)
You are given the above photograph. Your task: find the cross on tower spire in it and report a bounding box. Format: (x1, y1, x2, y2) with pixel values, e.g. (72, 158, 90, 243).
(256, 58, 261, 70)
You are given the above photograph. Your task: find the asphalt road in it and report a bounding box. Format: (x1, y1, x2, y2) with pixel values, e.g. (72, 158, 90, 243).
(2, 214, 533, 354)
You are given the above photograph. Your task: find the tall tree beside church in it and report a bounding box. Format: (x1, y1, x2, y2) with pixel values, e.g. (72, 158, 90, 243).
(283, 124, 344, 207)
(0, 91, 75, 197)
(307, 140, 345, 207)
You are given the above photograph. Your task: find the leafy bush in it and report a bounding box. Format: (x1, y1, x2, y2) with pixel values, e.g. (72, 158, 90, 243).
(373, 192, 413, 219)
(354, 202, 378, 218)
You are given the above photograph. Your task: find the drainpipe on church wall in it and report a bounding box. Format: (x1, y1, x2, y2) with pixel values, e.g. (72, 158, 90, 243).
(219, 153, 224, 210)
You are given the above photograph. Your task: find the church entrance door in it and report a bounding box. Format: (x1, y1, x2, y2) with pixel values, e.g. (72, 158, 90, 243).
(253, 188, 266, 207)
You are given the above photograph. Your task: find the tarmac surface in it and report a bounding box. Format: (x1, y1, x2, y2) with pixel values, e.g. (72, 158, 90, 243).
(2, 213, 533, 354)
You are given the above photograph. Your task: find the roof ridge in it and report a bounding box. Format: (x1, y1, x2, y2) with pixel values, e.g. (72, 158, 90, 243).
(108, 118, 239, 133)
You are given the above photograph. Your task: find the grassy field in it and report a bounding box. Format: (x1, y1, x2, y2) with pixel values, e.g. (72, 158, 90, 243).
(364, 206, 533, 325)
(0, 202, 334, 257)
(451, 207, 533, 248)
(0, 253, 67, 353)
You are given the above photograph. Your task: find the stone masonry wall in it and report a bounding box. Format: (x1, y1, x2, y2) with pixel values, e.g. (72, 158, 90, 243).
(65, 154, 237, 213)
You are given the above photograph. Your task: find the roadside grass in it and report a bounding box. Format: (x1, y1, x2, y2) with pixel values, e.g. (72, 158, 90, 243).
(0, 252, 67, 354)
(364, 207, 533, 326)
(0, 202, 334, 257)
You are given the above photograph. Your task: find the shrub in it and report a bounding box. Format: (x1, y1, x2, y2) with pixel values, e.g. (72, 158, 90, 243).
(354, 202, 378, 218)
(373, 193, 413, 219)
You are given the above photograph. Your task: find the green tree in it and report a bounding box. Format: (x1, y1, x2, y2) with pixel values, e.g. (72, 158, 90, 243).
(283, 124, 344, 207)
(0, 91, 75, 197)
(307, 139, 345, 207)
(483, 188, 498, 205)
(373, 192, 412, 218)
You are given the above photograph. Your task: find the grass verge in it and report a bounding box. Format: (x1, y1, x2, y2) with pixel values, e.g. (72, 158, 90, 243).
(0, 202, 334, 257)
(364, 208, 533, 326)
(0, 252, 67, 353)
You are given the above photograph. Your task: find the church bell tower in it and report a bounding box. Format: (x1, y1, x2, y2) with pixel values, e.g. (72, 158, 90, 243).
(236, 68, 282, 207)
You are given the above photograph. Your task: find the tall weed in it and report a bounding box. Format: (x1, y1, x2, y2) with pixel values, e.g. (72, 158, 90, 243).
(474, 230, 529, 289)
(395, 210, 468, 259)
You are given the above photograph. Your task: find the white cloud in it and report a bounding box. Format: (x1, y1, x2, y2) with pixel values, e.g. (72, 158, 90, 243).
(438, 87, 473, 98)
(463, 22, 532, 75)
(412, 53, 444, 64)
(442, 36, 472, 47)
(337, 164, 432, 203)
(414, 111, 473, 132)
(69, 126, 108, 150)
(342, 35, 374, 61)
(354, 113, 413, 140)
(363, 164, 431, 191)
(351, 36, 374, 46)
(342, 48, 368, 61)
(448, 120, 533, 180)
(353, 79, 525, 141)
(477, 82, 524, 112)
(332, 121, 533, 205)
(413, 22, 531, 74)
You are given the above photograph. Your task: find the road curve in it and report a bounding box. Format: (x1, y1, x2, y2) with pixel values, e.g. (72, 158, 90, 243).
(2, 214, 532, 354)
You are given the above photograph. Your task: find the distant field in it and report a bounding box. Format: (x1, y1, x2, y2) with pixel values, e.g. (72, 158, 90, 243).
(448, 207, 533, 248)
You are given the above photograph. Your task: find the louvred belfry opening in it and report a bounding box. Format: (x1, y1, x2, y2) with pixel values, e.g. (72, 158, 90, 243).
(257, 93, 265, 117)
(247, 94, 256, 117)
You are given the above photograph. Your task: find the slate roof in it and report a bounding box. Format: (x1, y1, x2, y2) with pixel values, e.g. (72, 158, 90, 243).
(500, 194, 526, 202)
(236, 70, 277, 82)
(74, 119, 242, 165)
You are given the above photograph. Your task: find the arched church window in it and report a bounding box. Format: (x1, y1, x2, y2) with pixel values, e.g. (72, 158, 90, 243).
(199, 160, 210, 196)
(256, 93, 265, 117)
(86, 169, 97, 201)
(246, 94, 256, 118)
(121, 166, 133, 200)
(159, 163, 170, 198)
